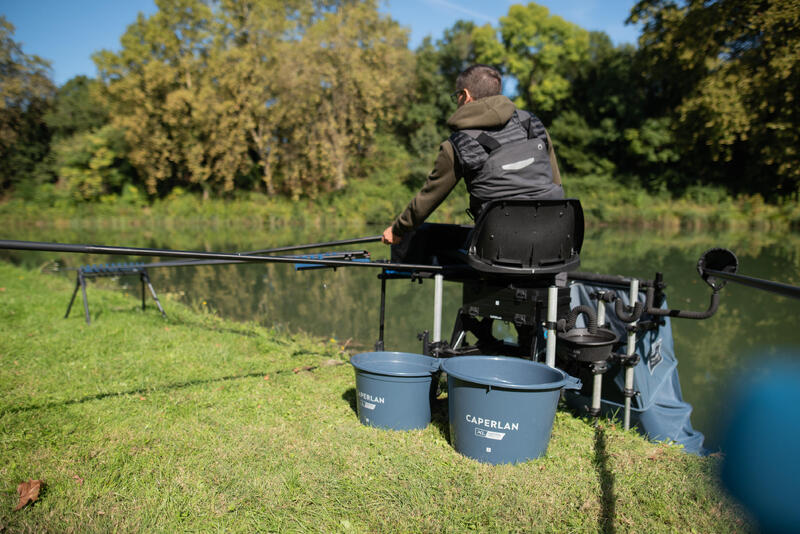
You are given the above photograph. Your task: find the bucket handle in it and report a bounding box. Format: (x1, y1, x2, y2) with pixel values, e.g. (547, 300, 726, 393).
(563, 375, 582, 391)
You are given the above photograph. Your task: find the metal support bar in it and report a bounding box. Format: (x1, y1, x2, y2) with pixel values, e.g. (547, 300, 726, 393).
(433, 274, 443, 343)
(545, 285, 558, 368)
(596, 292, 607, 327)
(65, 276, 81, 319)
(375, 272, 387, 351)
(140, 274, 146, 310)
(80, 273, 91, 325)
(142, 271, 166, 318)
(592, 373, 603, 416)
(623, 278, 639, 430)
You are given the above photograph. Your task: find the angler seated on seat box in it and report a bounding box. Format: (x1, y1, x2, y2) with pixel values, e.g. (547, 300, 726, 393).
(381, 63, 565, 265)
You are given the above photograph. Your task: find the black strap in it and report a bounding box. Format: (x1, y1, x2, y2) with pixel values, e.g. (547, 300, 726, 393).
(520, 111, 549, 150)
(476, 132, 501, 153)
(521, 115, 534, 139)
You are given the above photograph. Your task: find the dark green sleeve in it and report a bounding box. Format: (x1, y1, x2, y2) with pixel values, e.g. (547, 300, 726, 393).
(391, 141, 459, 236)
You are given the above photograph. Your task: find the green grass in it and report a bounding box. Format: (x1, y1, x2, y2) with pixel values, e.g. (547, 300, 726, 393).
(0, 263, 752, 533)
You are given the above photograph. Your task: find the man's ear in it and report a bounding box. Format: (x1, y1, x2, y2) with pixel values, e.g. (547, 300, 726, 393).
(463, 88, 474, 103)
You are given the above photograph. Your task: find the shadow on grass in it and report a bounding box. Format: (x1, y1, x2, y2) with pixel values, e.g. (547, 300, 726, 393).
(342, 387, 357, 415)
(594, 423, 617, 534)
(133, 310, 261, 338)
(1, 371, 273, 415)
(430, 396, 450, 443)
(67, 299, 262, 338)
(341, 383, 451, 443)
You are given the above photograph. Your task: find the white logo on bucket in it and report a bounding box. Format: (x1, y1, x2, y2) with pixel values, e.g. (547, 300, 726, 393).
(360, 400, 376, 410)
(466, 414, 519, 433)
(475, 428, 506, 440)
(359, 391, 385, 404)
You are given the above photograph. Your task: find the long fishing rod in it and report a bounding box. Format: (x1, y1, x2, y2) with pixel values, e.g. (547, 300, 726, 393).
(0, 239, 443, 273)
(246, 235, 381, 255)
(133, 235, 383, 269)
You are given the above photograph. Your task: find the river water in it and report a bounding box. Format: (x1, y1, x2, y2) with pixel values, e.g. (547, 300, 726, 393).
(3, 221, 799, 450)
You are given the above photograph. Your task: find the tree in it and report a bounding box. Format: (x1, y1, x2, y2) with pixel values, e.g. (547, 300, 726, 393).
(474, 3, 591, 123)
(0, 17, 55, 192)
(44, 75, 109, 140)
(631, 0, 800, 197)
(52, 125, 133, 201)
(93, 0, 215, 196)
(94, 0, 412, 198)
(252, 0, 412, 197)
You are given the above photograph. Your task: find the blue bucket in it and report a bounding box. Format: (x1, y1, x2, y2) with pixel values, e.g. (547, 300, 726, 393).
(441, 356, 581, 464)
(350, 352, 440, 430)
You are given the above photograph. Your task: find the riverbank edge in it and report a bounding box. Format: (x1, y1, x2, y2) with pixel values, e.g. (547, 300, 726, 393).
(2, 173, 798, 233)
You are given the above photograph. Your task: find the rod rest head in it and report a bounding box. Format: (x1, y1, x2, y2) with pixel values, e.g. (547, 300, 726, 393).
(697, 247, 739, 291)
(466, 198, 584, 276)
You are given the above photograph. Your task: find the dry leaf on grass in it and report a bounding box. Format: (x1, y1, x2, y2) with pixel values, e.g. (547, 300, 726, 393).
(293, 365, 316, 373)
(14, 479, 43, 511)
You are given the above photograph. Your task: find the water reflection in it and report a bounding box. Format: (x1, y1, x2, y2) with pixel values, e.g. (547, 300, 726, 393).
(3, 222, 799, 450)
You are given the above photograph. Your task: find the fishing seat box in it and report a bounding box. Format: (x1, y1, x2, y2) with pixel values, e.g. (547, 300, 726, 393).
(460, 198, 583, 325)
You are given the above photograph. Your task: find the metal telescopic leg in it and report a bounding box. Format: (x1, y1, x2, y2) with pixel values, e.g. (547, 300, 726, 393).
(545, 285, 558, 368)
(433, 274, 443, 343)
(623, 278, 639, 431)
(596, 292, 607, 327)
(142, 271, 167, 318)
(65, 274, 81, 319)
(140, 273, 146, 310)
(80, 273, 91, 325)
(591, 361, 608, 417)
(375, 272, 386, 351)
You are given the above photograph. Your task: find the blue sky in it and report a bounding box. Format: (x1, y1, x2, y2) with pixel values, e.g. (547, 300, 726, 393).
(2, 0, 639, 86)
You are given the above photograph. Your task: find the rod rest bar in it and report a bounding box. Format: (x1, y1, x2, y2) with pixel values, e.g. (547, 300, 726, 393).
(643, 286, 720, 320)
(79, 262, 147, 276)
(568, 271, 658, 289)
(585, 276, 714, 321)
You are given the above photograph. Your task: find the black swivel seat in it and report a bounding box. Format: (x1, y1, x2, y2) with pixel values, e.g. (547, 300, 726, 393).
(448, 198, 584, 359)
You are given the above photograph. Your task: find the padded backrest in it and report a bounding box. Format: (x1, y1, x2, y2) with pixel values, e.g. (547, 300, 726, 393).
(466, 198, 584, 275)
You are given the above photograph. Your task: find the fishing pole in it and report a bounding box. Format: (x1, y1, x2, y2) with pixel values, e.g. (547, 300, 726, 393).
(245, 235, 382, 255)
(117, 235, 384, 269)
(0, 239, 443, 273)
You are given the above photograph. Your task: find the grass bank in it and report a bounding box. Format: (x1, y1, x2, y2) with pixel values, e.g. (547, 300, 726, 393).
(0, 263, 751, 532)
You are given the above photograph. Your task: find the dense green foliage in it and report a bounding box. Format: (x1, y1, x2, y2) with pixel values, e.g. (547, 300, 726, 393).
(0, 263, 751, 532)
(0, 17, 55, 193)
(0, 1, 797, 212)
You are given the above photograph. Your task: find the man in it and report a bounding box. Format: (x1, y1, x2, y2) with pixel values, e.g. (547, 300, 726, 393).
(382, 64, 563, 247)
